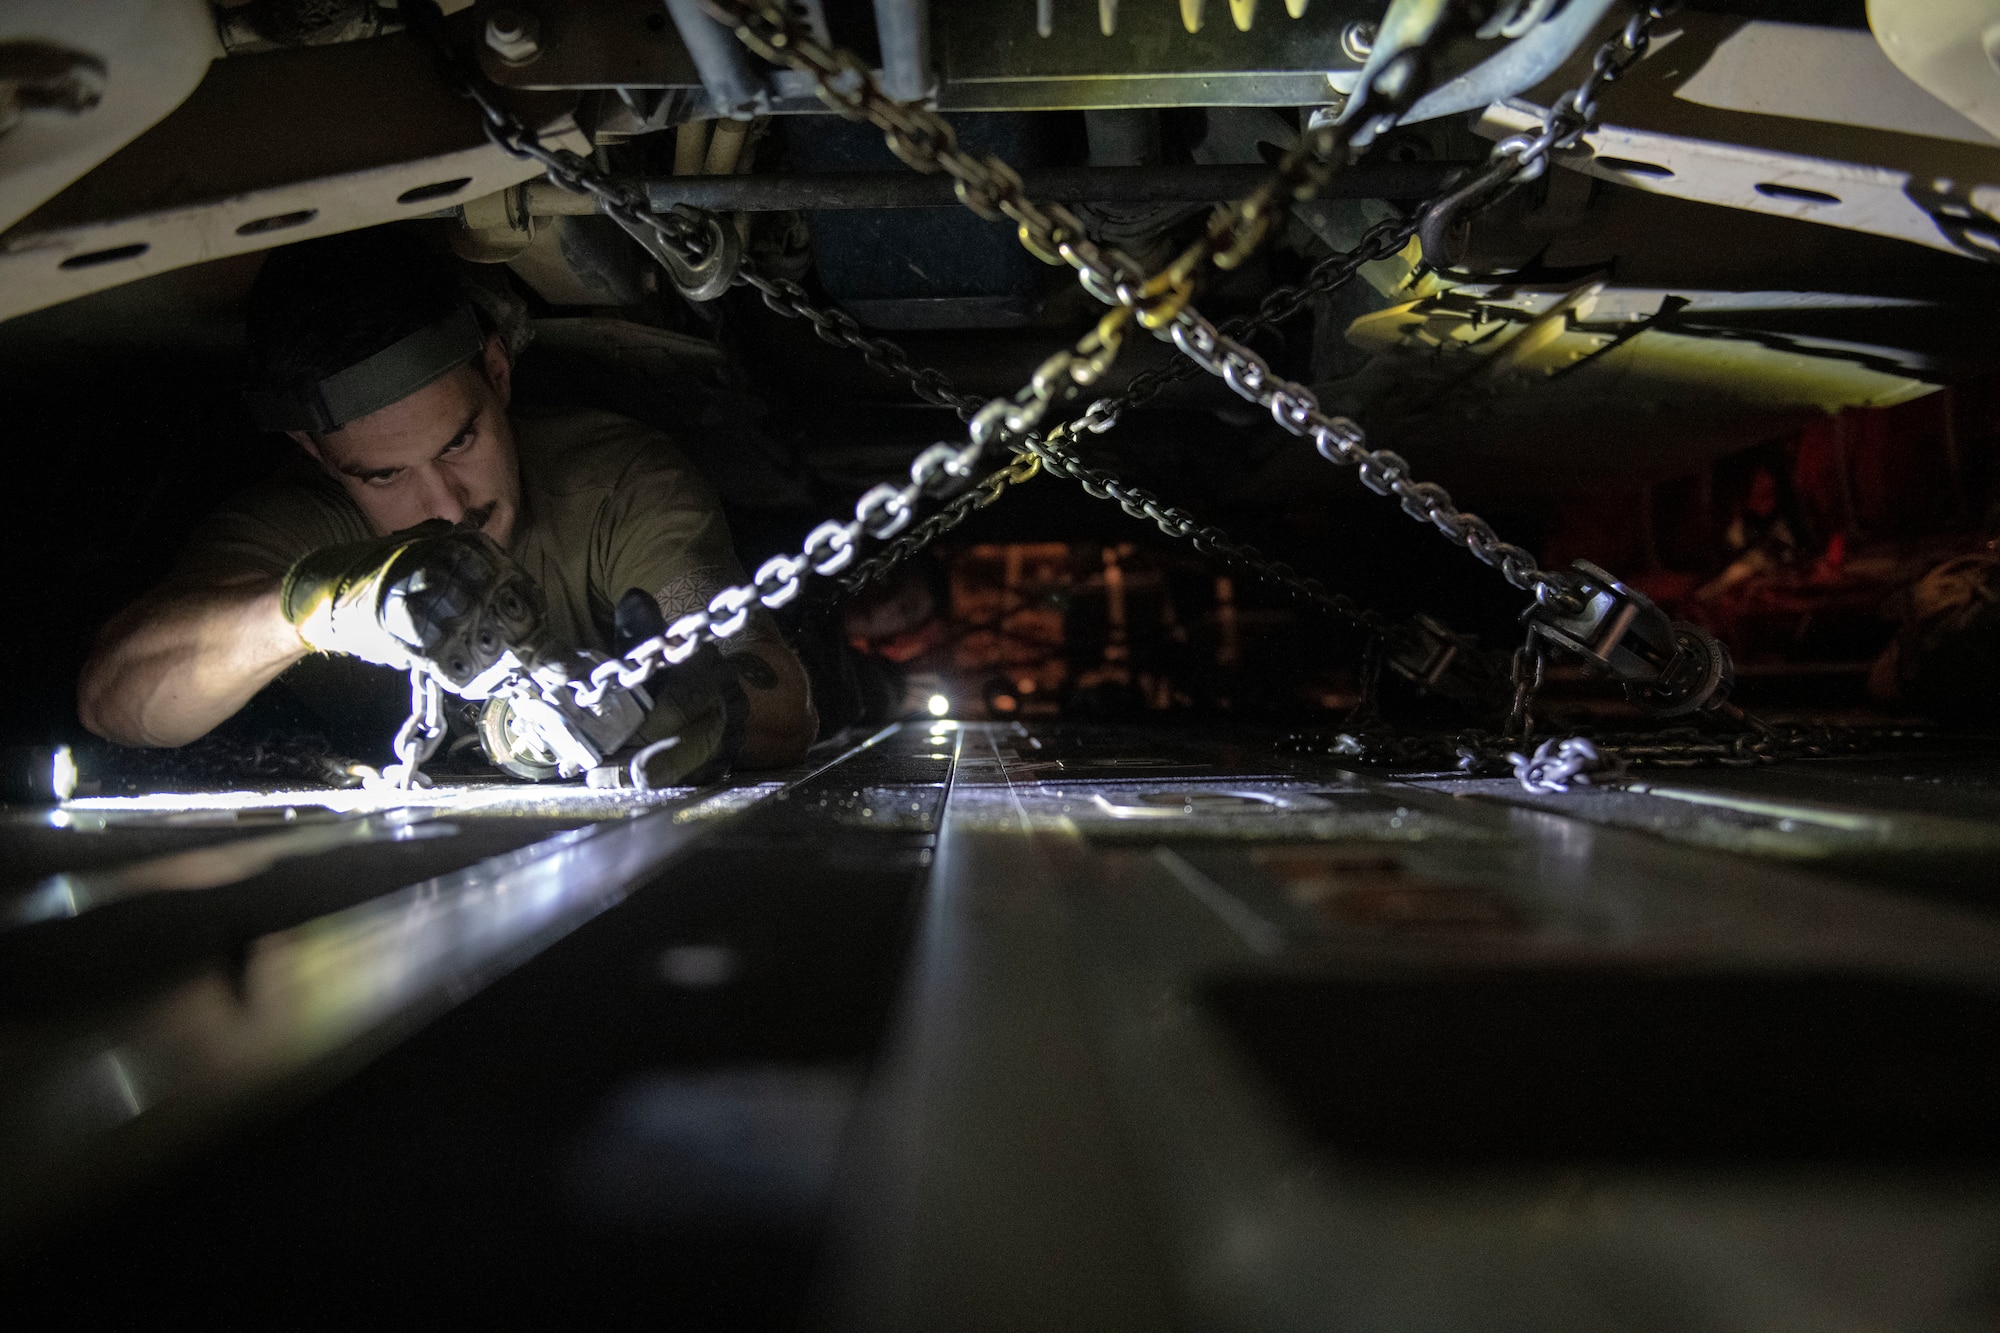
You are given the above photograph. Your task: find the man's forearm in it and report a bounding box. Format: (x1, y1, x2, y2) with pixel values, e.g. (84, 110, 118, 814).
(79, 578, 310, 747)
(731, 640, 817, 768)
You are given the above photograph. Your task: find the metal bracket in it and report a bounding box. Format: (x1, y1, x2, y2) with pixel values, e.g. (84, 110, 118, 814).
(482, 651, 651, 779)
(1527, 559, 1733, 717)
(1472, 12, 2000, 263)
(1382, 613, 1504, 704)
(608, 202, 742, 301)
(1626, 620, 1734, 720)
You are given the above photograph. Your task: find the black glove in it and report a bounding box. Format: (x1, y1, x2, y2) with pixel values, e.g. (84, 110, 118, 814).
(279, 520, 546, 694)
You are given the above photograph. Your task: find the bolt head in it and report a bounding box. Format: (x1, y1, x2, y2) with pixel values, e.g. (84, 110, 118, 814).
(485, 8, 542, 63)
(1340, 19, 1377, 61)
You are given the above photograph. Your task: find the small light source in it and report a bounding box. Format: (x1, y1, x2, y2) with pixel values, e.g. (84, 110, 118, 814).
(50, 746, 77, 802)
(927, 694, 950, 717)
(2, 744, 77, 804)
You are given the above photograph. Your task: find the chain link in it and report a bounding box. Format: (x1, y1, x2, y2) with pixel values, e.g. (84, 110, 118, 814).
(738, 268, 987, 416)
(1025, 427, 1389, 633)
(1085, 212, 1424, 421)
(409, 1, 741, 298)
(1414, 1, 1678, 263)
(561, 436, 986, 707)
(1494, 1, 1678, 183)
(838, 451, 1037, 593)
(1504, 639, 1545, 741)
(384, 669, 445, 789)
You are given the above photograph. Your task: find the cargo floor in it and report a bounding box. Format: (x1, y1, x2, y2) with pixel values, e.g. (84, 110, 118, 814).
(6, 721, 2000, 1331)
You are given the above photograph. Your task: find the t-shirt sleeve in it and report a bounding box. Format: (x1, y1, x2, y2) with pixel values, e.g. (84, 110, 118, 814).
(595, 427, 760, 639)
(171, 469, 371, 584)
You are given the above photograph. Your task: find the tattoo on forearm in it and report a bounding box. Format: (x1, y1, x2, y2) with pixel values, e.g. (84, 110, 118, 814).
(654, 567, 728, 622)
(658, 566, 780, 645)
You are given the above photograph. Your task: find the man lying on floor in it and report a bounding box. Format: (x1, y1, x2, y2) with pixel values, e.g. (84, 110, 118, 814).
(78, 226, 816, 784)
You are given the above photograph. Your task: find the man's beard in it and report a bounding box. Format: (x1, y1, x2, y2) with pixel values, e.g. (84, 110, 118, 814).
(462, 500, 499, 532)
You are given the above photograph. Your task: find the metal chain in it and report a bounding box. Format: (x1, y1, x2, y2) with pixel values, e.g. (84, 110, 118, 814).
(1077, 4, 1682, 610)
(736, 269, 985, 415)
(566, 434, 988, 707)
(831, 406, 1388, 636)
(830, 405, 1388, 632)
(1490, 1, 1677, 186)
(826, 230, 1415, 613)
(384, 669, 445, 789)
(695, 0, 1443, 430)
(838, 451, 1038, 593)
(1024, 428, 1389, 632)
(826, 0, 1674, 593)
(1086, 211, 1424, 421)
(698, 0, 1601, 614)
(399, 0, 1756, 780)
(1503, 639, 1545, 741)
(1414, 0, 1678, 259)
(407, 3, 735, 290)
(819, 222, 1417, 604)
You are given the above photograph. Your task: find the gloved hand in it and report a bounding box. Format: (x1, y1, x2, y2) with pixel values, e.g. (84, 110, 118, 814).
(280, 520, 546, 694)
(621, 642, 748, 787)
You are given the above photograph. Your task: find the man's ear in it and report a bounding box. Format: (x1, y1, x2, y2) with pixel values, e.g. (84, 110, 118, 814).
(480, 331, 512, 409)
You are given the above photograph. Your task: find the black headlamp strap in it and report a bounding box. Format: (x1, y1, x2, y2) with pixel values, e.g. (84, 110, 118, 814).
(245, 305, 486, 434)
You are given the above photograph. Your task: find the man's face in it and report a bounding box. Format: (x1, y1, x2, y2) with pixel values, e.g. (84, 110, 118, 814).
(292, 333, 523, 547)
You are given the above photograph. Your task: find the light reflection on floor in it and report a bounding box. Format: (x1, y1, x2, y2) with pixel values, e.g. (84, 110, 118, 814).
(49, 783, 705, 824)
(4, 778, 754, 1229)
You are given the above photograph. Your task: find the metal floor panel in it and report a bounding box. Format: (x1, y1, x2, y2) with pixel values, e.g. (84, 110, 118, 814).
(821, 724, 2000, 1333)
(5, 722, 2000, 1330)
(0, 728, 919, 1248)
(1417, 755, 2000, 910)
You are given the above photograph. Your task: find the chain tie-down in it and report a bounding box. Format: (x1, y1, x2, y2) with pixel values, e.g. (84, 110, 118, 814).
(697, 0, 1743, 706)
(394, 0, 1823, 787)
(698, 0, 1595, 618)
(410, 0, 1535, 680)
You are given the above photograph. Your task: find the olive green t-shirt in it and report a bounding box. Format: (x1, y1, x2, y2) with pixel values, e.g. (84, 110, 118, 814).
(177, 407, 750, 652)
